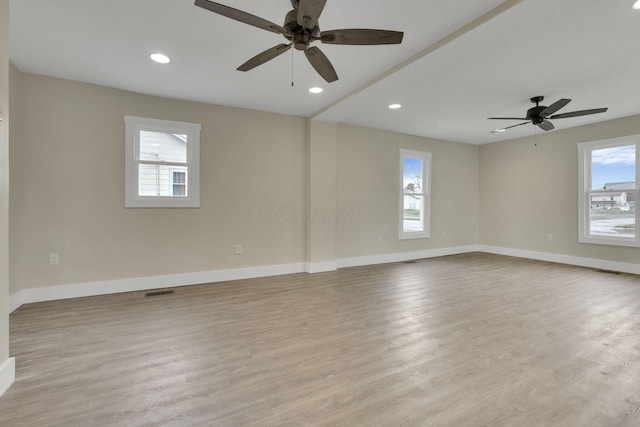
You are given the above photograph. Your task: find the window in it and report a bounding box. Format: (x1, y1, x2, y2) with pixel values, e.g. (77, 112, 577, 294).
(399, 149, 432, 239)
(578, 135, 639, 247)
(171, 170, 187, 196)
(125, 116, 201, 208)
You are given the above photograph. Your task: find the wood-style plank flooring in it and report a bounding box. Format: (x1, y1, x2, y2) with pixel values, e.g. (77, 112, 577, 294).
(1, 253, 640, 426)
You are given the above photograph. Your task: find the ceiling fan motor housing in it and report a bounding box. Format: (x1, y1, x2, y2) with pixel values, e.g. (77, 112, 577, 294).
(293, 33, 312, 50)
(527, 106, 546, 123)
(284, 9, 320, 50)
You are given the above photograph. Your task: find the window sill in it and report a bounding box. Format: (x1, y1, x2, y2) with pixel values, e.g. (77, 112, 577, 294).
(125, 196, 200, 208)
(579, 236, 640, 248)
(399, 232, 431, 240)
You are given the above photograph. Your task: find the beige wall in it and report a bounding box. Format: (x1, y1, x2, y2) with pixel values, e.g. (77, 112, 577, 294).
(10, 65, 640, 299)
(307, 121, 337, 268)
(9, 71, 308, 293)
(479, 115, 640, 265)
(336, 124, 480, 258)
(0, 0, 9, 361)
(9, 69, 484, 295)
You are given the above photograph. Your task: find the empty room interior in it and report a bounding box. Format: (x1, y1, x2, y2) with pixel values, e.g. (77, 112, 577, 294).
(1, 0, 640, 425)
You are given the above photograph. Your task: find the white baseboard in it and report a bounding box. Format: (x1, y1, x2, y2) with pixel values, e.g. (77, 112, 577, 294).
(9, 262, 306, 313)
(8, 247, 477, 312)
(479, 245, 640, 275)
(337, 245, 480, 269)
(306, 261, 338, 273)
(0, 357, 15, 398)
(8, 245, 639, 314)
(8, 290, 24, 314)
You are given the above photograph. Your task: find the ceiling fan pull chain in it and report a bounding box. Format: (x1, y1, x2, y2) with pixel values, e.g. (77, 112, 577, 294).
(291, 44, 295, 87)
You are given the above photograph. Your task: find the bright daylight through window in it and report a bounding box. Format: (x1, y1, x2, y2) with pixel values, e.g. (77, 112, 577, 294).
(578, 135, 639, 247)
(125, 116, 201, 208)
(399, 149, 431, 239)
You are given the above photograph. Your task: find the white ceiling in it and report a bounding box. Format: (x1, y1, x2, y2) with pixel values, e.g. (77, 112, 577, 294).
(9, 0, 640, 144)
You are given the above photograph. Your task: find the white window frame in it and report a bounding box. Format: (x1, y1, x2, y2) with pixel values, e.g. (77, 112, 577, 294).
(399, 149, 432, 240)
(125, 116, 201, 208)
(578, 135, 640, 247)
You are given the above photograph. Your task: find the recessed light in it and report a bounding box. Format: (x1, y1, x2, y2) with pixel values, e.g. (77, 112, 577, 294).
(150, 53, 170, 64)
(309, 87, 323, 94)
(634, 0, 640, 9)
(492, 128, 506, 133)
(388, 104, 402, 110)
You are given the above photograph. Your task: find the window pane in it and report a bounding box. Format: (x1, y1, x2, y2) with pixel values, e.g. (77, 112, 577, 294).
(139, 131, 187, 163)
(591, 145, 635, 190)
(403, 195, 424, 232)
(173, 171, 185, 184)
(403, 158, 423, 193)
(138, 165, 188, 197)
(172, 171, 187, 196)
(589, 145, 635, 238)
(173, 185, 186, 196)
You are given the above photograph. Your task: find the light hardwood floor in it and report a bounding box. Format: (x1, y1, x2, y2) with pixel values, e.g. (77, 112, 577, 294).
(1, 253, 640, 426)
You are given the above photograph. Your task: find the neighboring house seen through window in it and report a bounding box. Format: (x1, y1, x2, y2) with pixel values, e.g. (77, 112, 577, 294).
(399, 149, 431, 239)
(125, 116, 201, 208)
(171, 170, 187, 196)
(578, 135, 639, 247)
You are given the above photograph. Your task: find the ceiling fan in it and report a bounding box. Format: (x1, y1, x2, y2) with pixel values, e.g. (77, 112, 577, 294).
(489, 96, 608, 133)
(194, 0, 404, 83)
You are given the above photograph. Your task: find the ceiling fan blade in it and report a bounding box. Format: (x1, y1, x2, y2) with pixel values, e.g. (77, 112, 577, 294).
(194, 0, 288, 35)
(320, 29, 404, 45)
(304, 46, 338, 83)
(237, 44, 292, 72)
(491, 121, 529, 133)
(540, 98, 571, 117)
(488, 117, 529, 120)
(550, 108, 608, 119)
(538, 120, 555, 131)
(297, 0, 327, 29)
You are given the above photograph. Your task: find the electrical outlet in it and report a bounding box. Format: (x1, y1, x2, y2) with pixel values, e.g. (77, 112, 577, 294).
(235, 244, 243, 255)
(49, 253, 59, 265)
(442, 231, 447, 237)
(377, 234, 382, 241)
(547, 233, 553, 241)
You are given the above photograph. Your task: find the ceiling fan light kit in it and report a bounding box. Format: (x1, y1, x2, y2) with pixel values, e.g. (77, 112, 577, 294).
(194, 0, 404, 83)
(488, 96, 608, 134)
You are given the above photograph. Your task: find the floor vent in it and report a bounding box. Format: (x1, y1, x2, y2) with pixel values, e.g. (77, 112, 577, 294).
(596, 269, 620, 275)
(145, 290, 175, 297)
